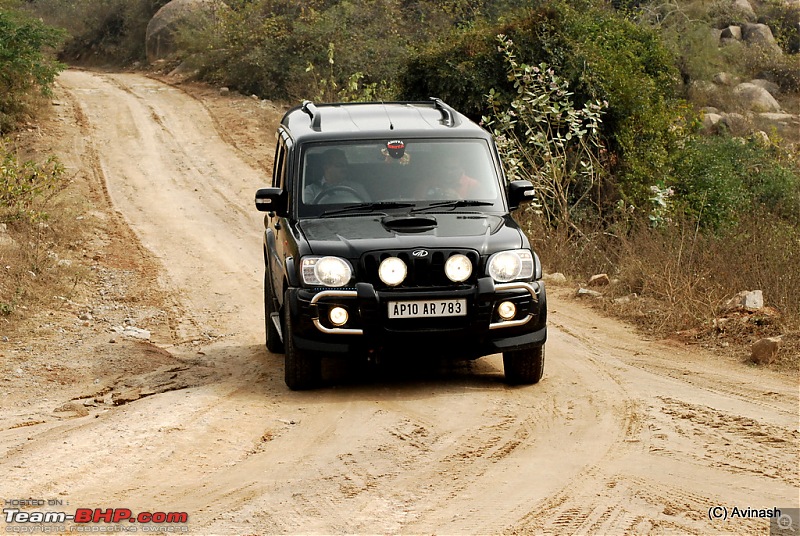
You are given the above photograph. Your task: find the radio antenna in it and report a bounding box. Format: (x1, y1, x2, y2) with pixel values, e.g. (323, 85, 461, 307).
(382, 101, 394, 130)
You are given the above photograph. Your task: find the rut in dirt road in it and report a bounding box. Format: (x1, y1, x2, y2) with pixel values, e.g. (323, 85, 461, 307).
(0, 70, 796, 536)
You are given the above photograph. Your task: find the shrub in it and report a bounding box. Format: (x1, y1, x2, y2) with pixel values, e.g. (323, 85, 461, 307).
(669, 135, 800, 230)
(758, 2, 800, 55)
(484, 35, 608, 229)
(0, 6, 65, 132)
(0, 138, 66, 223)
(400, 0, 684, 212)
(179, 0, 412, 101)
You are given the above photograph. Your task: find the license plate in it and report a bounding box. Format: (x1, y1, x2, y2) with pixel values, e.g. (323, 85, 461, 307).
(387, 299, 467, 319)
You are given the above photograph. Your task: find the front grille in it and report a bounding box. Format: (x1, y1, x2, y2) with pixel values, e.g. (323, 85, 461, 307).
(360, 249, 480, 289)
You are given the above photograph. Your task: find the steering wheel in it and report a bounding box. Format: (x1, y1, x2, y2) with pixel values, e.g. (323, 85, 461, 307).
(313, 185, 367, 204)
(425, 186, 462, 200)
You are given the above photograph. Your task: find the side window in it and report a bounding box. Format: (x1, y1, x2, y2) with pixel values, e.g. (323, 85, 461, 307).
(272, 140, 286, 189)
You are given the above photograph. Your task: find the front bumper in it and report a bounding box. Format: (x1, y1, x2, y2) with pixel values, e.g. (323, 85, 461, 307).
(286, 277, 547, 358)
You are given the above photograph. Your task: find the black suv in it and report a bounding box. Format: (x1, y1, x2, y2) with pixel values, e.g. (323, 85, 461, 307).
(255, 99, 546, 390)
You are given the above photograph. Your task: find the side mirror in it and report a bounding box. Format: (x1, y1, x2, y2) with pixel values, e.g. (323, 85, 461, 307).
(255, 187, 287, 216)
(507, 180, 536, 210)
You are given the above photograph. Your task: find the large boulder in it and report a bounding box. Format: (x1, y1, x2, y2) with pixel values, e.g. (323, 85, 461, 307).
(145, 0, 227, 64)
(732, 0, 756, 20)
(741, 23, 782, 54)
(733, 83, 782, 112)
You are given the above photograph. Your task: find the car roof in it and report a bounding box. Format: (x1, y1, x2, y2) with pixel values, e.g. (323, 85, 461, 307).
(280, 99, 491, 143)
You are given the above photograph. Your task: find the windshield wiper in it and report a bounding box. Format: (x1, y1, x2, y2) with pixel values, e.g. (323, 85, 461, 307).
(321, 201, 415, 217)
(411, 200, 494, 213)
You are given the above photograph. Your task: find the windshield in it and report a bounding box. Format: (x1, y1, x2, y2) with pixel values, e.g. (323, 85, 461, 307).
(298, 139, 503, 217)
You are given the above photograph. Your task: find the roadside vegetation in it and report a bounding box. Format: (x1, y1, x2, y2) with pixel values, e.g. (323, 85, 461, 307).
(0, 1, 79, 320)
(4, 0, 799, 364)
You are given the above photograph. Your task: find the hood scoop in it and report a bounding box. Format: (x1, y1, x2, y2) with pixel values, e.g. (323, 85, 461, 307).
(381, 214, 437, 233)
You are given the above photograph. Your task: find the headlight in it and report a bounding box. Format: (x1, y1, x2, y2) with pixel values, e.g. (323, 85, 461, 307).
(378, 257, 407, 286)
(301, 256, 352, 287)
(487, 249, 534, 282)
(445, 254, 472, 283)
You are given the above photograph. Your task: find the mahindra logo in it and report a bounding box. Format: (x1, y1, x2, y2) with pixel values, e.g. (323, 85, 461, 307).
(412, 249, 429, 258)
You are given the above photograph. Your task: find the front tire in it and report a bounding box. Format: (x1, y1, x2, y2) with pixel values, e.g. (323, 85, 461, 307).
(503, 345, 545, 385)
(283, 290, 321, 390)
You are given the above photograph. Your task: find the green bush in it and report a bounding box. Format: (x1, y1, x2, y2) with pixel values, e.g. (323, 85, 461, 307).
(179, 0, 415, 101)
(669, 135, 800, 230)
(1, 138, 66, 223)
(0, 5, 65, 132)
(400, 0, 684, 211)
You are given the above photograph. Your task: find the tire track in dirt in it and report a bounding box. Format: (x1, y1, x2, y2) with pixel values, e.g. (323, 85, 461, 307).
(59, 70, 264, 344)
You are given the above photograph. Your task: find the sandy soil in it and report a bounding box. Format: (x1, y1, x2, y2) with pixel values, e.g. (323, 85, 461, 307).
(0, 70, 797, 535)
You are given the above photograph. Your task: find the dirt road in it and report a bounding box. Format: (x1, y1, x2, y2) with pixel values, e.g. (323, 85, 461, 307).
(1, 70, 798, 535)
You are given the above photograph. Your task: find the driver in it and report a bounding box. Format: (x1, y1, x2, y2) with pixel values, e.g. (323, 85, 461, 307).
(304, 149, 370, 203)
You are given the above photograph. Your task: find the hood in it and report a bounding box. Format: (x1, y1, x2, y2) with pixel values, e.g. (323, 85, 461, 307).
(298, 212, 526, 258)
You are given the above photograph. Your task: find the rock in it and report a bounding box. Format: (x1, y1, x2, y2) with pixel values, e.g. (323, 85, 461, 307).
(719, 112, 750, 134)
(720, 26, 742, 41)
(145, 0, 228, 64)
(753, 113, 800, 138)
(543, 272, 567, 284)
(576, 288, 603, 299)
(0, 224, 16, 248)
(749, 79, 780, 96)
(723, 290, 764, 312)
(750, 337, 782, 365)
(167, 58, 200, 78)
(588, 273, 610, 287)
(733, 83, 782, 112)
(53, 402, 89, 417)
(733, 0, 756, 20)
(741, 23, 782, 53)
(701, 112, 723, 131)
(112, 326, 151, 341)
(712, 72, 737, 86)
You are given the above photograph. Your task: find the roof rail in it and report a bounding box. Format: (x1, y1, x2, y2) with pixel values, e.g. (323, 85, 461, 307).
(430, 97, 461, 127)
(301, 100, 322, 130)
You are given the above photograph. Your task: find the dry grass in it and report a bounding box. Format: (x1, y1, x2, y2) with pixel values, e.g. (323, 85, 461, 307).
(0, 120, 95, 332)
(0, 186, 91, 328)
(523, 208, 800, 370)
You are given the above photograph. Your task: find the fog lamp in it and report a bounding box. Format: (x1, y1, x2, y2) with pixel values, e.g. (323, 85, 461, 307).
(498, 301, 516, 320)
(329, 307, 349, 326)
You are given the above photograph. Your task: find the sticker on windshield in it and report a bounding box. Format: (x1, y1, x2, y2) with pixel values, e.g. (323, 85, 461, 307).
(383, 140, 410, 164)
